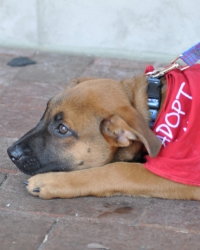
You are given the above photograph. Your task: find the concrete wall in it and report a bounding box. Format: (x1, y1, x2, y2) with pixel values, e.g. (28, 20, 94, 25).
(0, 0, 199, 62)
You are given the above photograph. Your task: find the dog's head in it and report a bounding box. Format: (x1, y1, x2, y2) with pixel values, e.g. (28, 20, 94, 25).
(7, 76, 161, 175)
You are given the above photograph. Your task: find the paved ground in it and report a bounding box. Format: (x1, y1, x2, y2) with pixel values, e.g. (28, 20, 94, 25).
(0, 48, 200, 250)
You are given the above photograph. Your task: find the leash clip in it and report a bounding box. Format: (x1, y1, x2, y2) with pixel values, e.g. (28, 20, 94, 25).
(146, 61, 189, 78)
(145, 42, 200, 128)
(147, 42, 200, 78)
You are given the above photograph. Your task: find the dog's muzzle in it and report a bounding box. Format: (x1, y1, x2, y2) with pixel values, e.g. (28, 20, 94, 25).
(7, 143, 41, 175)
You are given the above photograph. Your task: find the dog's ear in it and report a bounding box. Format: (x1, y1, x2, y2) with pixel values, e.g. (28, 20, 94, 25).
(100, 113, 161, 157)
(64, 79, 79, 91)
(65, 78, 99, 91)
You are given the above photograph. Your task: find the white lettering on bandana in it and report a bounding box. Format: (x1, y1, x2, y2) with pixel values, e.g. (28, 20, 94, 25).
(155, 82, 192, 147)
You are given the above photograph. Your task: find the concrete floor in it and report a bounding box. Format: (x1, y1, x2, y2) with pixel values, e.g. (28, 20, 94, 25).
(0, 48, 200, 250)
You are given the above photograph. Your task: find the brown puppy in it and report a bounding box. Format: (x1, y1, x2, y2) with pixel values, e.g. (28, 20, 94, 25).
(7, 75, 200, 200)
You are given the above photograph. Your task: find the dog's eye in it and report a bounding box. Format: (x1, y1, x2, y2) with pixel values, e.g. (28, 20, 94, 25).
(58, 124, 68, 134)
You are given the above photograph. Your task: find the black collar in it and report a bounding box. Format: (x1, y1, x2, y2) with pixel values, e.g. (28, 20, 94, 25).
(147, 77, 162, 128)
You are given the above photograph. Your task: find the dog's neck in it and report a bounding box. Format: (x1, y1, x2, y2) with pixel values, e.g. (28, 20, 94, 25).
(121, 74, 167, 126)
(121, 75, 150, 124)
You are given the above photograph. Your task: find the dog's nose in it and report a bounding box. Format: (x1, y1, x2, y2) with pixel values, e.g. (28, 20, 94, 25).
(7, 145, 23, 162)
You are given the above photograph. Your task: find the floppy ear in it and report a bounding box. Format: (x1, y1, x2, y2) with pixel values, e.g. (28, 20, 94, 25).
(65, 78, 99, 91)
(64, 79, 79, 91)
(100, 113, 161, 157)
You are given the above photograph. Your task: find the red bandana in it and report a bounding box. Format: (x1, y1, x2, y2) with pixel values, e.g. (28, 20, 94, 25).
(144, 64, 200, 186)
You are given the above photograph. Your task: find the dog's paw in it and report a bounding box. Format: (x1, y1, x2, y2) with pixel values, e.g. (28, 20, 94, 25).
(24, 173, 61, 199)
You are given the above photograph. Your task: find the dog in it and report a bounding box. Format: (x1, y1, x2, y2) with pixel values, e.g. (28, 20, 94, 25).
(7, 65, 200, 200)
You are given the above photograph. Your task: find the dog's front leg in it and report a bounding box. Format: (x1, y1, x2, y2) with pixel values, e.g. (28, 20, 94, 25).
(26, 162, 200, 200)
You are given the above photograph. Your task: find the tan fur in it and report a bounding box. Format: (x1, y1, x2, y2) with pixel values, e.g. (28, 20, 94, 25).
(26, 75, 200, 200)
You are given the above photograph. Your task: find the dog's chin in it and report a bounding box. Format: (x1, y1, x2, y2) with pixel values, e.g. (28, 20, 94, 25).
(14, 161, 71, 176)
(33, 168, 68, 176)
(13, 158, 41, 175)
